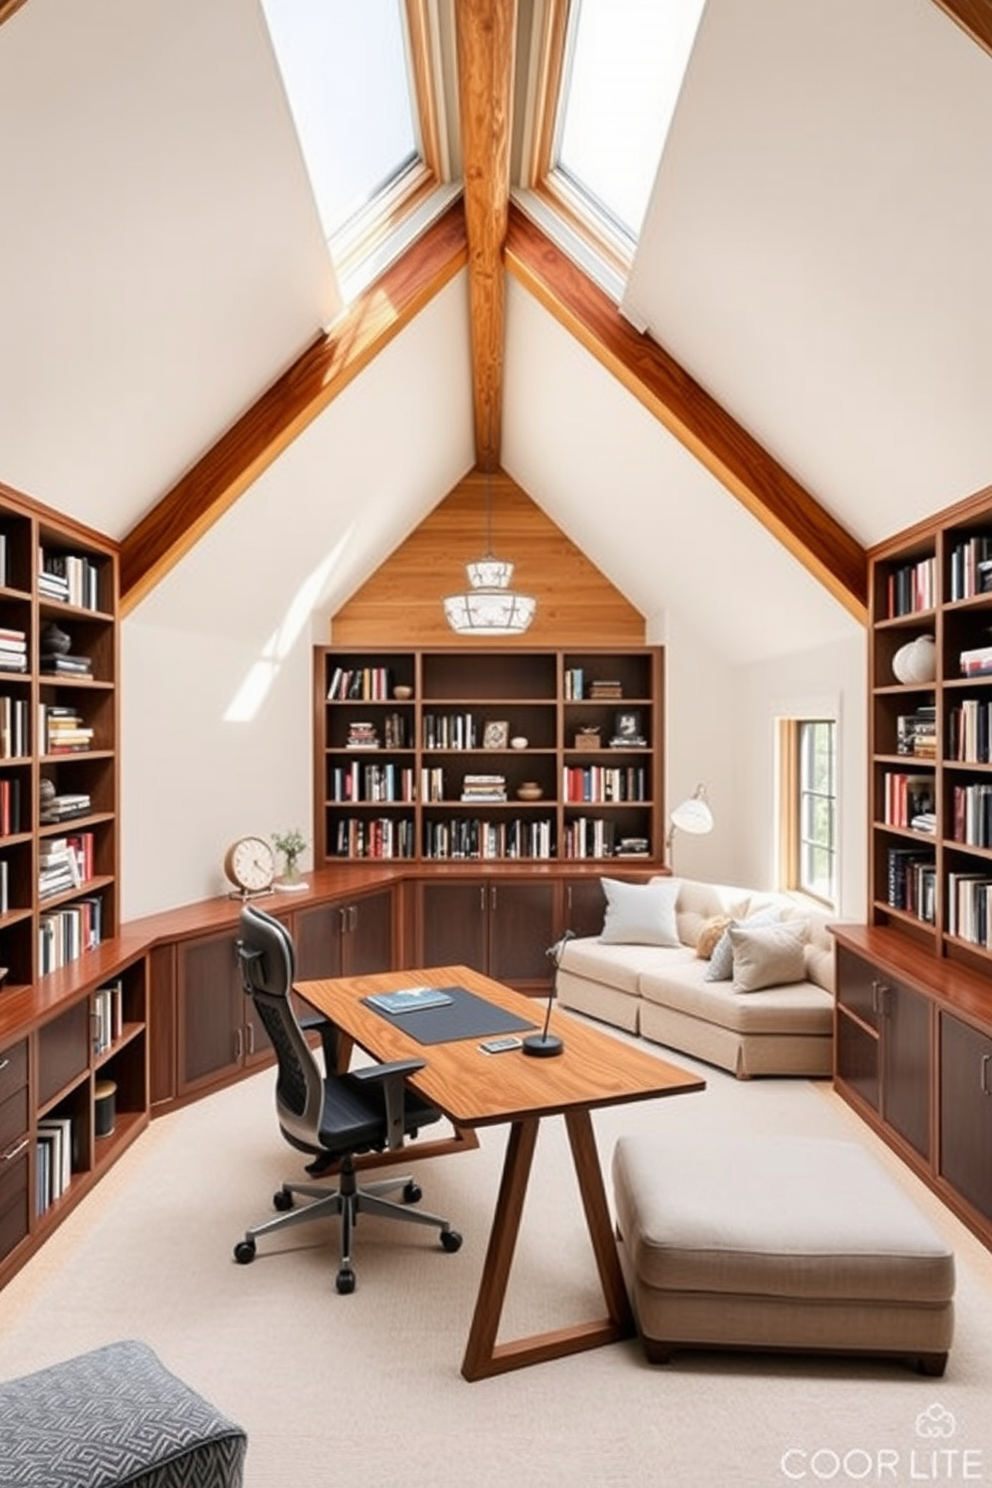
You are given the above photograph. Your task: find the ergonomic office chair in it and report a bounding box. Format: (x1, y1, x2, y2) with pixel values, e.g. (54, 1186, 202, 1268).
(232, 903, 462, 1293)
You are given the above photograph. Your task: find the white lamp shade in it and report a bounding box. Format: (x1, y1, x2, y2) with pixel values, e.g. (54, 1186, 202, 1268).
(669, 795, 713, 836)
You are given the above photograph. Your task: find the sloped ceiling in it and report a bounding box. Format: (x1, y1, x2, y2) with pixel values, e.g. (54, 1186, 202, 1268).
(0, 0, 987, 664)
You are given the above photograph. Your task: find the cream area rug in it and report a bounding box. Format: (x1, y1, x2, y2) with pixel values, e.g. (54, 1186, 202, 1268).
(1, 1019, 991, 1488)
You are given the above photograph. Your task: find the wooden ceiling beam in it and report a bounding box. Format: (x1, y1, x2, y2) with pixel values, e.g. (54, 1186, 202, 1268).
(119, 202, 468, 614)
(505, 204, 868, 622)
(455, 0, 516, 469)
(930, 0, 992, 57)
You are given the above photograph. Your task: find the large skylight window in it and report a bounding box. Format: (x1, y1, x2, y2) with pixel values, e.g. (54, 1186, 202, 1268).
(532, 0, 707, 268)
(260, 0, 445, 300)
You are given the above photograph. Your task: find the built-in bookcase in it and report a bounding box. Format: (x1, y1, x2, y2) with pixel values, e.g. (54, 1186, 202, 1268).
(313, 646, 665, 865)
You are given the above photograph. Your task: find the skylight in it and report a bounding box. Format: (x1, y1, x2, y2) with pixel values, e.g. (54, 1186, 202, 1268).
(541, 0, 708, 258)
(260, 0, 418, 240)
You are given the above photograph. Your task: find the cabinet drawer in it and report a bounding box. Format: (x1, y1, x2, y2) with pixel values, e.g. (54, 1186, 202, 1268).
(835, 947, 881, 1028)
(0, 1039, 27, 1100)
(0, 1085, 29, 1153)
(0, 1144, 29, 1262)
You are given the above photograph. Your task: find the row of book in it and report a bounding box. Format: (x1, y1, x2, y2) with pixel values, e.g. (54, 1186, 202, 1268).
(947, 698, 992, 763)
(948, 534, 992, 602)
(880, 772, 935, 831)
(330, 818, 416, 859)
(561, 818, 618, 858)
(886, 555, 936, 617)
(93, 978, 124, 1056)
(422, 712, 480, 750)
(886, 847, 936, 920)
(950, 783, 992, 848)
(329, 762, 416, 804)
(326, 666, 395, 701)
(38, 894, 103, 975)
(422, 818, 554, 860)
(38, 832, 95, 900)
(947, 871, 992, 946)
(0, 693, 29, 757)
(0, 776, 23, 836)
(38, 549, 101, 610)
(36, 1114, 73, 1216)
(562, 764, 647, 803)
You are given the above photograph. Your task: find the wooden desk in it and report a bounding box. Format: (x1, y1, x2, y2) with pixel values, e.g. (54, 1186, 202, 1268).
(295, 963, 705, 1381)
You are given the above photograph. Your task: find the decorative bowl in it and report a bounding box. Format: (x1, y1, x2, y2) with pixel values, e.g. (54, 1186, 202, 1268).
(510, 736, 528, 749)
(393, 685, 413, 700)
(516, 782, 543, 801)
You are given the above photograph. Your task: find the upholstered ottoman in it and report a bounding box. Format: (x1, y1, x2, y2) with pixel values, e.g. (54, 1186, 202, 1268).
(0, 1339, 247, 1486)
(612, 1135, 955, 1375)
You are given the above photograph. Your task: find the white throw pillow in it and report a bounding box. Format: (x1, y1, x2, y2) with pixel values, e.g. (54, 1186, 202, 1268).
(730, 922, 807, 992)
(599, 877, 681, 946)
(704, 906, 781, 982)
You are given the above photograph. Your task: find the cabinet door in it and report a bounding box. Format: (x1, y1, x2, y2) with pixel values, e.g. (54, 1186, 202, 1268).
(343, 888, 393, 975)
(178, 932, 271, 1094)
(294, 902, 345, 981)
(418, 881, 488, 972)
(561, 877, 608, 938)
(489, 881, 557, 989)
(879, 977, 931, 1159)
(0, 1040, 29, 1265)
(939, 1012, 992, 1223)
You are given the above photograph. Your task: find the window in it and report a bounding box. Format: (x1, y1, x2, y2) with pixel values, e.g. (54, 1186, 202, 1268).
(260, 0, 445, 302)
(780, 719, 837, 908)
(528, 0, 707, 272)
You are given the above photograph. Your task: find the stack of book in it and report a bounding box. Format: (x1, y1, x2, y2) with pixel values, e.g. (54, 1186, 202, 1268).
(39, 791, 92, 824)
(959, 645, 992, 678)
(589, 679, 623, 699)
(38, 839, 81, 900)
(39, 651, 92, 678)
(460, 773, 506, 802)
(40, 703, 94, 754)
(896, 705, 936, 757)
(0, 626, 27, 673)
(346, 721, 380, 749)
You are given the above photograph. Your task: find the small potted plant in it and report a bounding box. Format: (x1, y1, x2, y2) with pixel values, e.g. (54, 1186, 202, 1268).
(272, 828, 308, 892)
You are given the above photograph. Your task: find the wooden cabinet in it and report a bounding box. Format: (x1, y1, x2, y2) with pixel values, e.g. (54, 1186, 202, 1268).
(293, 887, 393, 981)
(176, 930, 272, 1099)
(938, 1010, 992, 1228)
(314, 645, 664, 867)
(415, 878, 557, 993)
(0, 480, 119, 993)
(0, 1040, 29, 1270)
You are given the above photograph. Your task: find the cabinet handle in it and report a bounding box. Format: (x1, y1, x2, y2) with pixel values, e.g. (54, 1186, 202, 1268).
(981, 1054, 991, 1097)
(0, 1057, 8, 1075)
(246, 1022, 255, 1056)
(567, 886, 573, 912)
(339, 907, 347, 934)
(1, 1137, 29, 1162)
(349, 905, 358, 933)
(491, 885, 497, 910)
(480, 886, 486, 912)
(234, 1027, 243, 1060)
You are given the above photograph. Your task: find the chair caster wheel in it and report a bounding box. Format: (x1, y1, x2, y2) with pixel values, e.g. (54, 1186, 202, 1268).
(273, 1188, 294, 1211)
(336, 1266, 356, 1294)
(441, 1228, 463, 1253)
(403, 1180, 422, 1204)
(234, 1239, 256, 1264)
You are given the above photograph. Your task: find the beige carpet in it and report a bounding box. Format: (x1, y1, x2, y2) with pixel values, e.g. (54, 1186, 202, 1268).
(2, 1021, 991, 1488)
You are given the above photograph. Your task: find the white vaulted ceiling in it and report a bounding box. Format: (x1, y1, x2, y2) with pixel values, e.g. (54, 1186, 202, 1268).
(0, 0, 988, 662)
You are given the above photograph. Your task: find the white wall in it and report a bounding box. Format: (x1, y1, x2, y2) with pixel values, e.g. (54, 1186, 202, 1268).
(732, 633, 868, 917)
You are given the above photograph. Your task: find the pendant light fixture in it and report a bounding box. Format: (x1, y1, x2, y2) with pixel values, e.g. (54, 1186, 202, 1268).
(443, 441, 536, 636)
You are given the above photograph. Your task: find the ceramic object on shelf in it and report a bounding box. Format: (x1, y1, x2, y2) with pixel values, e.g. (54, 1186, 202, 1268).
(510, 736, 528, 749)
(393, 685, 413, 700)
(516, 782, 543, 801)
(891, 635, 936, 685)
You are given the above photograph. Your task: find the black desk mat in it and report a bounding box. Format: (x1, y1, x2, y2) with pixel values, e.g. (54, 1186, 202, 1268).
(362, 984, 537, 1045)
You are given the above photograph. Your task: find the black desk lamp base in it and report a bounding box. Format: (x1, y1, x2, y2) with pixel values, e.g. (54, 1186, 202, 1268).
(522, 1032, 564, 1058)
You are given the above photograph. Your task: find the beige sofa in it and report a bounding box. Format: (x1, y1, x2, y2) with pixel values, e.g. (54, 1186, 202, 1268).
(557, 877, 836, 1078)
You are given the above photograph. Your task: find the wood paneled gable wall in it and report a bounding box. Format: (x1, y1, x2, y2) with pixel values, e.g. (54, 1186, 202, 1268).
(330, 466, 644, 647)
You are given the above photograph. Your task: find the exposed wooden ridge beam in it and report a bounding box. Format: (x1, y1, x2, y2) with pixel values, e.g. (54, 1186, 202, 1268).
(931, 0, 992, 57)
(505, 205, 868, 623)
(0, 2, 30, 25)
(120, 203, 468, 614)
(456, 0, 515, 468)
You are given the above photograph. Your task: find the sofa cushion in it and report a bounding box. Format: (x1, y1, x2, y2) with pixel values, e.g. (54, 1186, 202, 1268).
(675, 881, 751, 949)
(695, 914, 733, 959)
(638, 957, 834, 1035)
(561, 936, 696, 996)
(600, 876, 681, 946)
(705, 906, 782, 982)
(729, 922, 807, 992)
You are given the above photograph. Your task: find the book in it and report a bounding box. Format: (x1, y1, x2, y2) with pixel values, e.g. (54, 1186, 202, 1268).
(365, 985, 454, 1014)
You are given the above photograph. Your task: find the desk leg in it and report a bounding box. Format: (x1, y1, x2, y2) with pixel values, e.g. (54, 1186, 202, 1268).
(461, 1111, 635, 1382)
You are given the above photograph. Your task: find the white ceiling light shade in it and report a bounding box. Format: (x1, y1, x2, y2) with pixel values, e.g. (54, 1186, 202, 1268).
(444, 452, 536, 636)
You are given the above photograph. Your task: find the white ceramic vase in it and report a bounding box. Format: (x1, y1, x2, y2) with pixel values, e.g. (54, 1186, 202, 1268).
(892, 635, 936, 685)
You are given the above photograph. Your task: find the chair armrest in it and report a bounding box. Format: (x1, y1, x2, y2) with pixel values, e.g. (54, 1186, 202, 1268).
(351, 1060, 427, 1149)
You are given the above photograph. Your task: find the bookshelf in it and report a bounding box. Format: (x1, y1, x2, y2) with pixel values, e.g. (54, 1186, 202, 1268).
(834, 484, 992, 1253)
(313, 646, 664, 866)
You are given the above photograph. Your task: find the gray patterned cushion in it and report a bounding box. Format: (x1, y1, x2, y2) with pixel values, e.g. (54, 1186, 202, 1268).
(0, 1340, 247, 1487)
